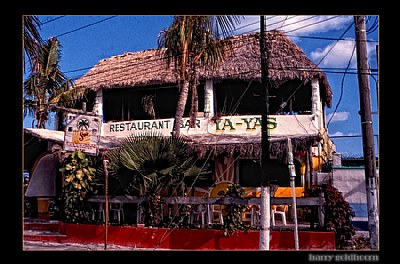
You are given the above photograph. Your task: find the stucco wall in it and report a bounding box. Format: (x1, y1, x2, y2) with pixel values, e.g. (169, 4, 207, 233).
(316, 167, 379, 230)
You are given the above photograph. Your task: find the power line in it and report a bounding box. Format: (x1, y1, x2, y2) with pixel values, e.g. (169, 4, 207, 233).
(327, 41, 357, 128)
(284, 16, 342, 34)
(276, 20, 355, 113)
(39, 16, 66, 26)
(56, 16, 118, 38)
(33, 16, 377, 78)
(329, 134, 378, 138)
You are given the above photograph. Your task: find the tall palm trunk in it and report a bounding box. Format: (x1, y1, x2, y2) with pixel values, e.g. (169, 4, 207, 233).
(172, 80, 190, 136)
(189, 71, 199, 128)
(172, 40, 189, 136)
(159, 16, 242, 135)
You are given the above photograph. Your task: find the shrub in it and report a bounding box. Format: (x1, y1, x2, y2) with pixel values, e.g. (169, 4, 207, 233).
(218, 183, 250, 236)
(58, 150, 97, 223)
(305, 184, 356, 249)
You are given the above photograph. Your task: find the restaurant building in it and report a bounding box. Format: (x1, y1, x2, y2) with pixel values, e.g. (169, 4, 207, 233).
(24, 31, 336, 221)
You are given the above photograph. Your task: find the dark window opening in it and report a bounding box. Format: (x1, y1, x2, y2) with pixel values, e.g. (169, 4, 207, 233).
(71, 90, 97, 112)
(269, 80, 312, 115)
(103, 84, 205, 122)
(214, 81, 264, 116)
(214, 80, 312, 116)
(239, 159, 301, 187)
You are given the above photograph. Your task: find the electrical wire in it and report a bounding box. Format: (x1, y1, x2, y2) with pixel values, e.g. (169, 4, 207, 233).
(327, 42, 357, 128)
(39, 16, 66, 26)
(56, 16, 118, 38)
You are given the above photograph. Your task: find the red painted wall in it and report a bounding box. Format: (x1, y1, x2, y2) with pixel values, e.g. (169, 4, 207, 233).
(53, 223, 335, 250)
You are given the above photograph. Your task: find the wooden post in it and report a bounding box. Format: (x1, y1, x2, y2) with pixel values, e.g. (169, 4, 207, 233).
(318, 192, 325, 227)
(354, 15, 379, 250)
(259, 15, 271, 250)
(103, 158, 109, 250)
(287, 138, 299, 250)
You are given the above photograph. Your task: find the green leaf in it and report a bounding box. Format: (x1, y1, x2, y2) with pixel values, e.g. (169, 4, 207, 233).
(76, 151, 85, 160)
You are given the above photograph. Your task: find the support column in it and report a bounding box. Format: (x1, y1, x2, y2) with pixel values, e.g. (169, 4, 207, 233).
(93, 89, 104, 118)
(311, 78, 323, 130)
(204, 80, 215, 118)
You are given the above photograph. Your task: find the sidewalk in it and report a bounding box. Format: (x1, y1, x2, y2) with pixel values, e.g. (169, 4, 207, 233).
(23, 240, 166, 251)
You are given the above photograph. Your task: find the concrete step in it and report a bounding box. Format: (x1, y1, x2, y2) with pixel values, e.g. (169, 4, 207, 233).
(24, 229, 68, 243)
(24, 219, 61, 232)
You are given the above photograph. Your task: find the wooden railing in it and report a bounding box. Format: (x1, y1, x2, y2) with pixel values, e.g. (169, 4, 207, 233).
(88, 193, 325, 227)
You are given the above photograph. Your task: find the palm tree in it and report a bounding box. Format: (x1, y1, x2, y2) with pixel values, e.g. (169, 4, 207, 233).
(24, 37, 69, 129)
(158, 16, 243, 136)
(102, 132, 210, 226)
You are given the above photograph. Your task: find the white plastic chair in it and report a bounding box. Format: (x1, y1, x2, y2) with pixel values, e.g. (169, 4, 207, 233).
(190, 204, 208, 227)
(109, 202, 124, 224)
(271, 205, 287, 226)
(91, 202, 105, 222)
(191, 187, 212, 226)
(243, 188, 261, 227)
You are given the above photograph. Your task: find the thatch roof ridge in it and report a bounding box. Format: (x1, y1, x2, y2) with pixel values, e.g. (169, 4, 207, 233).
(74, 31, 332, 107)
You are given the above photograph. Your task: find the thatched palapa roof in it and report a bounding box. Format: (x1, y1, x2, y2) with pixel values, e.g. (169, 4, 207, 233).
(186, 133, 320, 160)
(74, 30, 332, 107)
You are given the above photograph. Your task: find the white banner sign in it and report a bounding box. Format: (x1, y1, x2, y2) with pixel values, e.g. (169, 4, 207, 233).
(102, 115, 318, 138)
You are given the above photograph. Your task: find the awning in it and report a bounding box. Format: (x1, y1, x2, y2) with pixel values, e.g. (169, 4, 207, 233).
(24, 128, 320, 159)
(24, 128, 122, 150)
(185, 133, 320, 159)
(25, 153, 57, 197)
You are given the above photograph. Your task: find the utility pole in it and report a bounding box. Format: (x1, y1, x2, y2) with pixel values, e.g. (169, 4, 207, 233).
(259, 15, 271, 250)
(354, 15, 379, 250)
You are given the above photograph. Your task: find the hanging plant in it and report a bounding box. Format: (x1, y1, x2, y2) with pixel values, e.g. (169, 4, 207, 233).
(218, 183, 250, 236)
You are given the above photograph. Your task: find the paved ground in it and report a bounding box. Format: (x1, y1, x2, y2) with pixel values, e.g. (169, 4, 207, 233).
(23, 240, 162, 251)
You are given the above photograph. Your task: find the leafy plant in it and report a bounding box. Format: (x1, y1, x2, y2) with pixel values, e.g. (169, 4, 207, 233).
(304, 184, 356, 249)
(104, 132, 205, 227)
(218, 183, 250, 236)
(58, 150, 97, 223)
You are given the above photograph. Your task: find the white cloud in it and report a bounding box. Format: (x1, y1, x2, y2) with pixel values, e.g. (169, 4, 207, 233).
(310, 39, 376, 68)
(310, 39, 357, 67)
(326, 111, 350, 122)
(237, 16, 353, 36)
(268, 16, 353, 35)
(237, 16, 377, 69)
(329, 131, 358, 137)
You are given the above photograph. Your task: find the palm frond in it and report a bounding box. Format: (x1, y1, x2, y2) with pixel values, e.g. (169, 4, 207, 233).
(102, 132, 200, 196)
(41, 37, 62, 82)
(24, 15, 43, 71)
(49, 82, 89, 108)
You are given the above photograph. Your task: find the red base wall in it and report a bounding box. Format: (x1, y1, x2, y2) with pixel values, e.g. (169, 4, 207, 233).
(45, 224, 335, 250)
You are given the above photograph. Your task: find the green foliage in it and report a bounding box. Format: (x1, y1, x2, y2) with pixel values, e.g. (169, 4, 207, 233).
(59, 150, 97, 223)
(218, 183, 250, 236)
(304, 184, 356, 249)
(104, 132, 205, 227)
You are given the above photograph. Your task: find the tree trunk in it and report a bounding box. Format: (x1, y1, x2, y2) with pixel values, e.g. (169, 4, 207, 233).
(189, 72, 199, 128)
(172, 40, 189, 136)
(172, 80, 190, 136)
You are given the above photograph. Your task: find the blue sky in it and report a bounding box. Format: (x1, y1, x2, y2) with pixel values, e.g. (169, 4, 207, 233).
(23, 15, 379, 158)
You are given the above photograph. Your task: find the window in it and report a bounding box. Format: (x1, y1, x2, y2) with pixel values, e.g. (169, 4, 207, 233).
(103, 85, 205, 122)
(239, 159, 301, 187)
